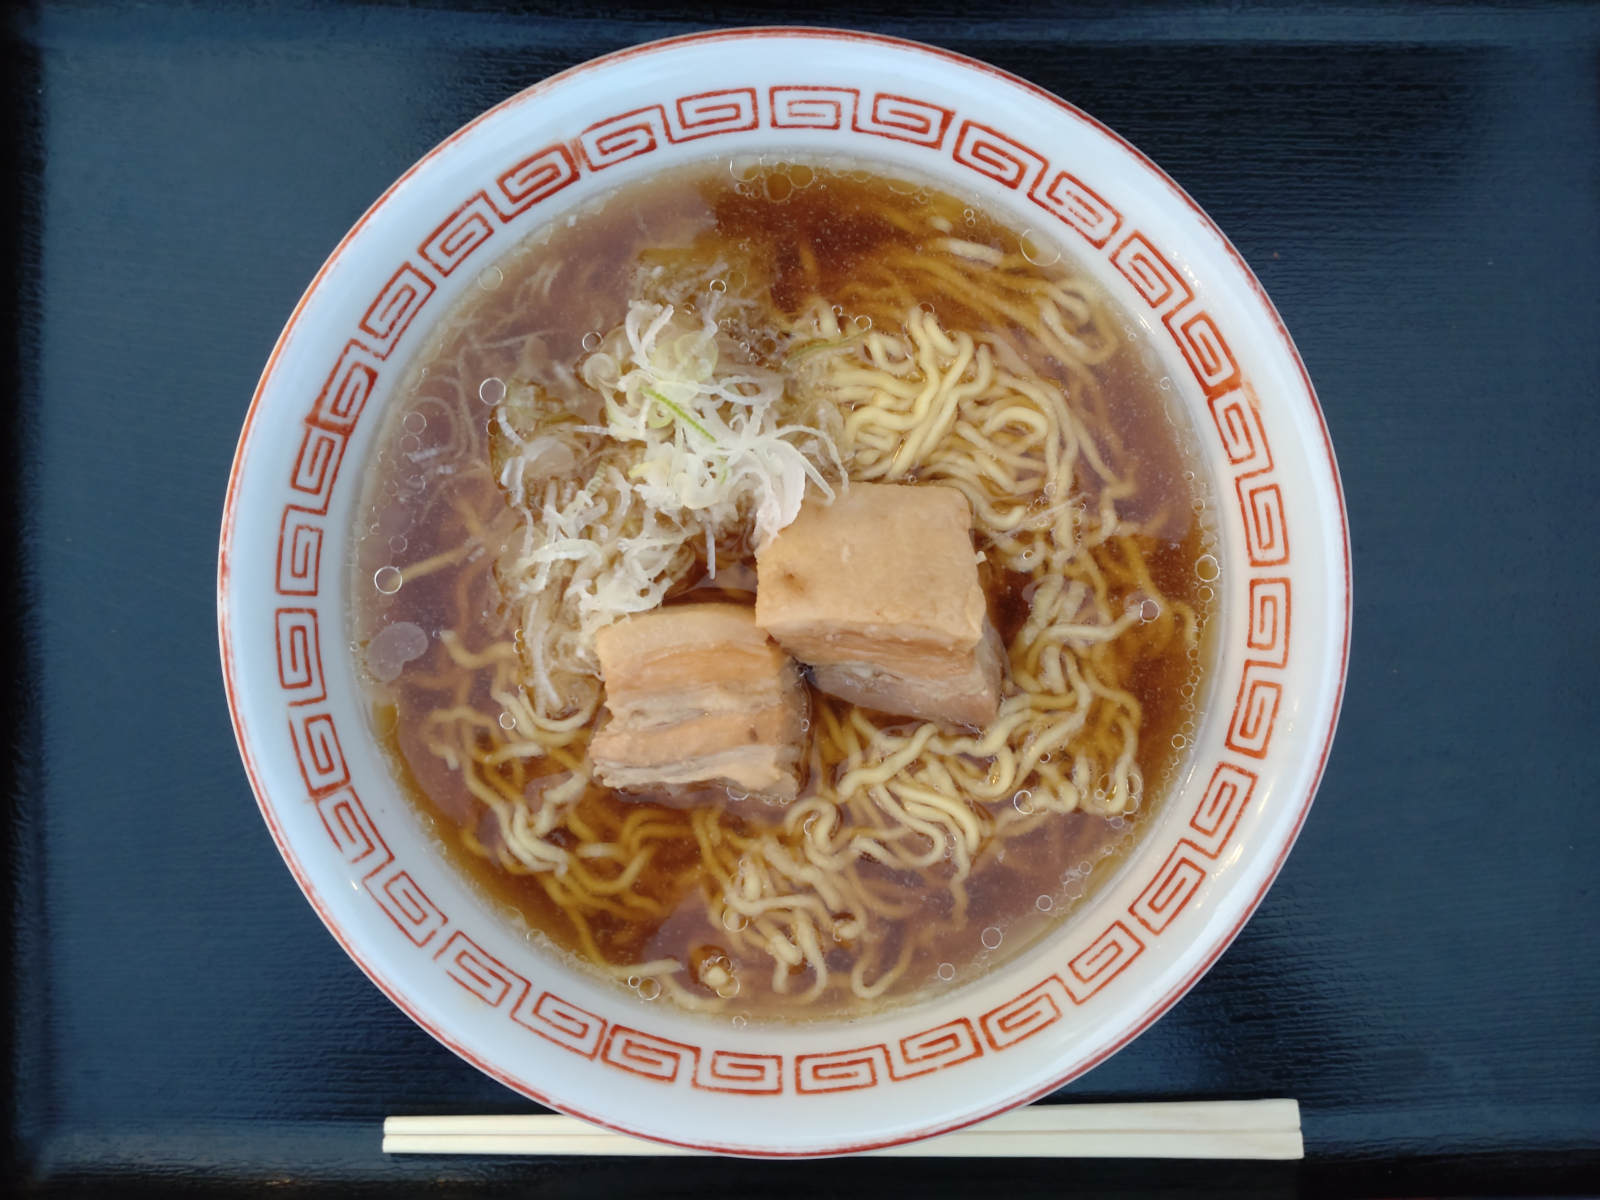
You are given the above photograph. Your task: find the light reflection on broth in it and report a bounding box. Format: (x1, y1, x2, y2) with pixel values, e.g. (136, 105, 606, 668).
(351, 159, 1216, 1019)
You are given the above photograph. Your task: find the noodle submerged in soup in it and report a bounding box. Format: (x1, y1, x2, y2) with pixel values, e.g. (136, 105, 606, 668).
(351, 160, 1217, 1018)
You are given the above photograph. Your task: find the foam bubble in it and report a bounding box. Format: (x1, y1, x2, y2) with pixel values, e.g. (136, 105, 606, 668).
(378, 503, 412, 537)
(1019, 230, 1061, 266)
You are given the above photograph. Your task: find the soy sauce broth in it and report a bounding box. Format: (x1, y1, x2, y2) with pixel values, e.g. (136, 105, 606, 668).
(351, 158, 1217, 1019)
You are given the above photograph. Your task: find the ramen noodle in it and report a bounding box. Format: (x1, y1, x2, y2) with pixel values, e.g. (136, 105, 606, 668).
(351, 159, 1217, 1018)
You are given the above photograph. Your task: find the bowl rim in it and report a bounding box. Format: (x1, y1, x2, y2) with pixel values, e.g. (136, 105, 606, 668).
(217, 24, 1351, 1157)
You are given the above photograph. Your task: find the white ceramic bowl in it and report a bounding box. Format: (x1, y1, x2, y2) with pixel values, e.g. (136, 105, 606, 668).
(218, 28, 1349, 1157)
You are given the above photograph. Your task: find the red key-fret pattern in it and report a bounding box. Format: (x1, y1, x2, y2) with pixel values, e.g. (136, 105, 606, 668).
(256, 73, 1304, 1097)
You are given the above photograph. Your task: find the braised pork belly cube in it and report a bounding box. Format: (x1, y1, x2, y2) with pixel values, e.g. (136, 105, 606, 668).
(589, 603, 807, 799)
(811, 622, 1004, 729)
(754, 482, 1003, 727)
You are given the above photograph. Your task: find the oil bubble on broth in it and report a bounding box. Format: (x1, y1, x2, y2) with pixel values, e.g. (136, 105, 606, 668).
(350, 157, 1218, 1020)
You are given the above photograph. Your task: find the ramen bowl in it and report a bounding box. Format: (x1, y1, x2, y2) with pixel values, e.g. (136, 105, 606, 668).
(218, 28, 1348, 1156)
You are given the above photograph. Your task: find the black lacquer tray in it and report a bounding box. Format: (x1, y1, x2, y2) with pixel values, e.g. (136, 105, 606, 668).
(5, 3, 1598, 1196)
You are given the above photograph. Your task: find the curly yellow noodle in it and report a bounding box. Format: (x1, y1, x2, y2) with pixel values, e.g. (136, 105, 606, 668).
(376, 169, 1209, 1014)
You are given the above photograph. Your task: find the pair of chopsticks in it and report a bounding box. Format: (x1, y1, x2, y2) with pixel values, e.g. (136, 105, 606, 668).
(384, 1099, 1302, 1158)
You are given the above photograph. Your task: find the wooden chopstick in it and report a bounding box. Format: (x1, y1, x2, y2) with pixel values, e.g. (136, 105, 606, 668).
(383, 1099, 1302, 1158)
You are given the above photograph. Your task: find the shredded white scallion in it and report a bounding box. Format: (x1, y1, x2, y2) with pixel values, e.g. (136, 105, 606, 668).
(490, 294, 841, 716)
(587, 300, 839, 550)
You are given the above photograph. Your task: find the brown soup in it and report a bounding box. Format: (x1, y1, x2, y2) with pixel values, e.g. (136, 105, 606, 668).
(351, 159, 1216, 1019)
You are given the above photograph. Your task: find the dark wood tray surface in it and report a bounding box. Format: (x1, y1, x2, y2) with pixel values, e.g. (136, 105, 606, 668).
(5, 3, 1598, 1196)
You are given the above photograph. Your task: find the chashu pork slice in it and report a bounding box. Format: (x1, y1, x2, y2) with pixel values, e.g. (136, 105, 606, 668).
(810, 622, 1005, 729)
(589, 603, 807, 799)
(755, 482, 1003, 727)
